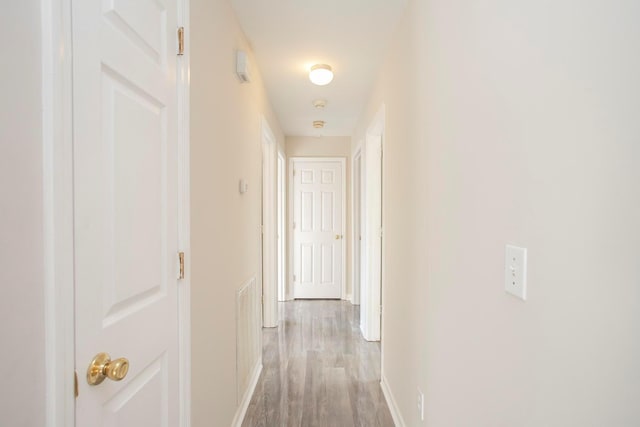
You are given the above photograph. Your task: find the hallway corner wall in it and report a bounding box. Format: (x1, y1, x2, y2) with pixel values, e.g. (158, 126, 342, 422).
(354, 0, 640, 425)
(190, 0, 285, 425)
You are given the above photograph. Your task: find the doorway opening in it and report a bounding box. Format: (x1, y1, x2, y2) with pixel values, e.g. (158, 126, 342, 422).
(352, 147, 362, 306)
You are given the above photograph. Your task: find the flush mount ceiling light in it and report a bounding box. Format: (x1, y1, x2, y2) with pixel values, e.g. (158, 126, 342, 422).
(312, 99, 327, 109)
(309, 64, 334, 86)
(313, 120, 325, 129)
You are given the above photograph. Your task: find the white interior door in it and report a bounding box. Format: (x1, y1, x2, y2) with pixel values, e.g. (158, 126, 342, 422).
(73, 0, 180, 424)
(292, 158, 344, 299)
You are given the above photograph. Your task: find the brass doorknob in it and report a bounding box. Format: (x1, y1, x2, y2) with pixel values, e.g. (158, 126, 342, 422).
(87, 352, 130, 386)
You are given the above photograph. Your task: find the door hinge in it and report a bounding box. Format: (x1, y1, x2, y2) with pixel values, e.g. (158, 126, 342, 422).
(178, 252, 185, 279)
(177, 27, 185, 56)
(293, 169, 296, 177)
(293, 221, 296, 230)
(74, 371, 79, 398)
(293, 274, 297, 282)
(380, 227, 383, 238)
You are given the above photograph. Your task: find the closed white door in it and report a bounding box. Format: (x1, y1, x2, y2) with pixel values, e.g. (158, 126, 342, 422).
(73, 0, 180, 424)
(292, 159, 344, 299)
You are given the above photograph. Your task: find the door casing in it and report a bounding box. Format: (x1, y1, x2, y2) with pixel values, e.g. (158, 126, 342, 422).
(361, 105, 385, 344)
(262, 118, 278, 328)
(277, 150, 287, 301)
(351, 145, 363, 306)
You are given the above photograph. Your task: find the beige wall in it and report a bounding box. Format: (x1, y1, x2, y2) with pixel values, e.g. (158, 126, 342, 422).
(286, 135, 351, 158)
(190, 0, 285, 425)
(286, 136, 353, 299)
(355, 0, 640, 425)
(0, 2, 46, 426)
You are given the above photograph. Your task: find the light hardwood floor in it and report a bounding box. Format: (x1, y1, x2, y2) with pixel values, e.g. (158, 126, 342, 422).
(242, 300, 395, 427)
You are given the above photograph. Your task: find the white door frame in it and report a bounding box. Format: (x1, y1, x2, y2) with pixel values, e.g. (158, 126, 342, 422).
(351, 144, 363, 306)
(261, 118, 278, 328)
(42, 1, 75, 424)
(277, 150, 287, 302)
(361, 105, 385, 342)
(288, 157, 347, 300)
(176, 2, 192, 424)
(42, 1, 192, 425)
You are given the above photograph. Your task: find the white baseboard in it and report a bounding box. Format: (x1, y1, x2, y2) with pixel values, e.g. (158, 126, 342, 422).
(381, 374, 406, 427)
(344, 293, 353, 303)
(231, 359, 263, 427)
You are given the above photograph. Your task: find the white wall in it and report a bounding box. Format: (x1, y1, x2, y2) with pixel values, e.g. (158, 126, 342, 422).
(355, 0, 640, 425)
(285, 136, 353, 300)
(190, 0, 284, 425)
(0, 2, 46, 426)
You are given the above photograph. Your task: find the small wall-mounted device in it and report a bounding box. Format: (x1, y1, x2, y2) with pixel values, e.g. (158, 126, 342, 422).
(239, 179, 248, 194)
(236, 50, 251, 83)
(505, 244, 527, 300)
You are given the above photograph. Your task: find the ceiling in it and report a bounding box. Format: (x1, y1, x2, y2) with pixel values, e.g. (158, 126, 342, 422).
(230, 0, 408, 137)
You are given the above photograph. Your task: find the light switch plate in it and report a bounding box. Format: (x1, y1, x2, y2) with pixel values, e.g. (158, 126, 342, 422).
(239, 179, 248, 194)
(505, 245, 527, 300)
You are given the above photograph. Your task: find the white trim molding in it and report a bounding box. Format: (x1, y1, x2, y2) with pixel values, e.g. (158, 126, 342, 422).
(276, 149, 288, 302)
(361, 104, 385, 343)
(231, 360, 263, 427)
(262, 117, 278, 328)
(177, 0, 192, 425)
(380, 374, 406, 427)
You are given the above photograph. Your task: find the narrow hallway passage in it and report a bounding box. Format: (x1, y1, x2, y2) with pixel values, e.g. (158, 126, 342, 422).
(242, 301, 394, 427)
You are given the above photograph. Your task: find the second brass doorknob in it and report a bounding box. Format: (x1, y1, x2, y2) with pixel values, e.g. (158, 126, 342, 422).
(87, 352, 129, 386)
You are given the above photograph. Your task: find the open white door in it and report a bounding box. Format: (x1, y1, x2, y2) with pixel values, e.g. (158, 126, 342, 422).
(291, 158, 345, 299)
(73, 1, 180, 424)
(352, 148, 362, 305)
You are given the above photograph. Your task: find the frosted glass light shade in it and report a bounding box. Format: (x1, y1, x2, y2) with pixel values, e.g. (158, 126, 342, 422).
(309, 64, 334, 86)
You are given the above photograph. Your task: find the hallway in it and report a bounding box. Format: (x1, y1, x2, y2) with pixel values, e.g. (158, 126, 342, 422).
(242, 301, 394, 427)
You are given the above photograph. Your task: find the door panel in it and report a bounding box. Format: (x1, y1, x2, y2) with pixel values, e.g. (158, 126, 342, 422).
(102, 354, 168, 426)
(73, 0, 179, 424)
(321, 191, 334, 231)
(293, 160, 344, 299)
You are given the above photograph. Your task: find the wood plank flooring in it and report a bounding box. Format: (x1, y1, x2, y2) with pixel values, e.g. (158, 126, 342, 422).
(242, 300, 395, 427)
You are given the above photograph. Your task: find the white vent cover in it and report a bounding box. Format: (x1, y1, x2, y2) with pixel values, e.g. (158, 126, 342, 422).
(236, 50, 251, 83)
